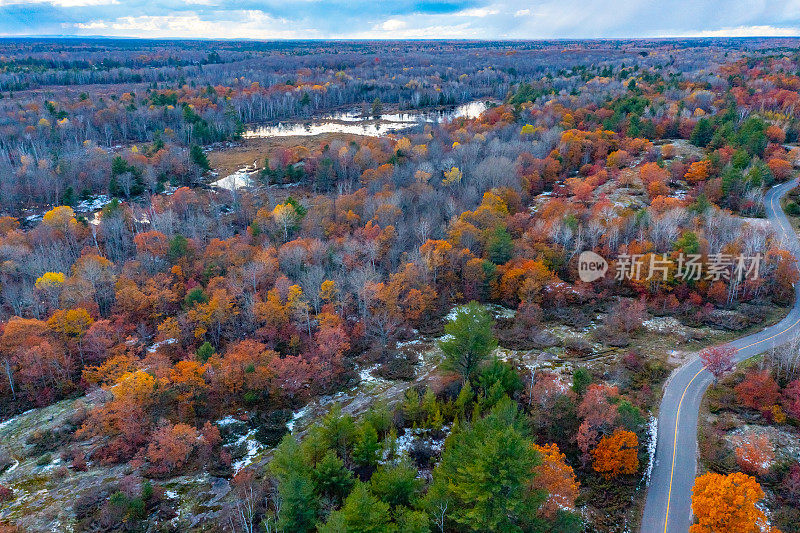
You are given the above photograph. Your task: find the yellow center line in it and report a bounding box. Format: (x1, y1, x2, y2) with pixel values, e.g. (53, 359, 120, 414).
(663, 314, 800, 532)
(664, 367, 702, 533)
(664, 183, 800, 532)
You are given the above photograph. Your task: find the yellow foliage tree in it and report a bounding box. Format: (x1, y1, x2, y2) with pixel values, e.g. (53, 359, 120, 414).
(287, 284, 311, 335)
(606, 150, 630, 169)
(42, 206, 77, 232)
(319, 279, 339, 306)
(47, 308, 94, 339)
(47, 308, 94, 361)
(395, 137, 412, 152)
(187, 289, 237, 344)
(35, 272, 65, 290)
(442, 166, 463, 186)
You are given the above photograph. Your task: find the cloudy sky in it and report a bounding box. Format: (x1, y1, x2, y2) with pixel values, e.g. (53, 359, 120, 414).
(3, 0, 800, 39)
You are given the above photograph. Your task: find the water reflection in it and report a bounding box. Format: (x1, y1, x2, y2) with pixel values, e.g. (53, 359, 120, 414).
(242, 100, 491, 139)
(211, 161, 259, 190)
(213, 100, 492, 191)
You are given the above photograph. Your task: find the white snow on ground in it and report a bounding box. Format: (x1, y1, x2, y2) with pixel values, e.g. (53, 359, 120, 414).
(286, 405, 312, 433)
(212, 160, 258, 190)
(486, 304, 516, 319)
(444, 306, 461, 322)
(0, 408, 36, 431)
(755, 502, 776, 532)
(215, 415, 240, 427)
(146, 337, 177, 353)
(5, 458, 19, 474)
(445, 303, 514, 323)
(642, 316, 682, 334)
(728, 428, 777, 472)
(645, 416, 658, 486)
(22, 195, 115, 227)
(382, 426, 449, 466)
(231, 429, 263, 473)
(76, 195, 113, 212)
(396, 339, 424, 348)
(213, 414, 263, 473)
(359, 364, 384, 384)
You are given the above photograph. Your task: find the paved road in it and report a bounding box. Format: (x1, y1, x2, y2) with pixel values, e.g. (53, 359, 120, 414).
(641, 178, 800, 533)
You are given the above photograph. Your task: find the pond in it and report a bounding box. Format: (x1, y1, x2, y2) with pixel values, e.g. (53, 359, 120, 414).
(212, 100, 492, 191)
(241, 100, 492, 139)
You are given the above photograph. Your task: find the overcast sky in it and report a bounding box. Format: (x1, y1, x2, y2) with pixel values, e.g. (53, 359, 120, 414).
(3, 0, 800, 39)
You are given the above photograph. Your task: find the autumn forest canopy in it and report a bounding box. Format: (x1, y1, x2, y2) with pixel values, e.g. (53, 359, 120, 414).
(0, 37, 799, 532)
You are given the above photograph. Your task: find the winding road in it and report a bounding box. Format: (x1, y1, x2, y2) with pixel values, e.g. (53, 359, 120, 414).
(641, 177, 800, 533)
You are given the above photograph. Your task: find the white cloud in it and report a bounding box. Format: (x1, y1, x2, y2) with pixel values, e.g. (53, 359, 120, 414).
(662, 25, 800, 37)
(456, 7, 499, 17)
(14, 0, 800, 40)
(380, 19, 406, 31)
(73, 21, 108, 29)
(68, 10, 317, 39)
(0, 0, 118, 6)
(350, 21, 480, 39)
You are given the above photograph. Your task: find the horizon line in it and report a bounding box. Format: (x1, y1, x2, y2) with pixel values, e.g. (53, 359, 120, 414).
(0, 35, 799, 42)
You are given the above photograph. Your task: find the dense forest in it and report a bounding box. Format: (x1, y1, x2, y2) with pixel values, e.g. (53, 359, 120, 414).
(1, 38, 800, 532)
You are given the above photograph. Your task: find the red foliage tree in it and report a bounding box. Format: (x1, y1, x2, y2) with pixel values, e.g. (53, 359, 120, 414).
(783, 379, 800, 420)
(735, 370, 780, 412)
(700, 345, 736, 381)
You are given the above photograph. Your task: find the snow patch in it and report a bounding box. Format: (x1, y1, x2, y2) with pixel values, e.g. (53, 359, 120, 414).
(0, 408, 37, 431)
(215, 415, 240, 427)
(359, 364, 385, 384)
(287, 404, 312, 434)
(146, 338, 177, 353)
(383, 426, 449, 465)
(231, 429, 263, 473)
(642, 316, 682, 334)
(644, 416, 658, 486)
(76, 195, 113, 213)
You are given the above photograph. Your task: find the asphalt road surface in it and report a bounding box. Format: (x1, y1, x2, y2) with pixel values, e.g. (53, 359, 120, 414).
(640, 178, 800, 533)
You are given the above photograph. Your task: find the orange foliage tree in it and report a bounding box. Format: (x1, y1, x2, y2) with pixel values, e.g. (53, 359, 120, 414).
(690, 472, 774, 533)
(685, 160, 711, 184)
(591, 429, 639, 479)
(146, 422, 201, 477)
(532, 442, 579, 518)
